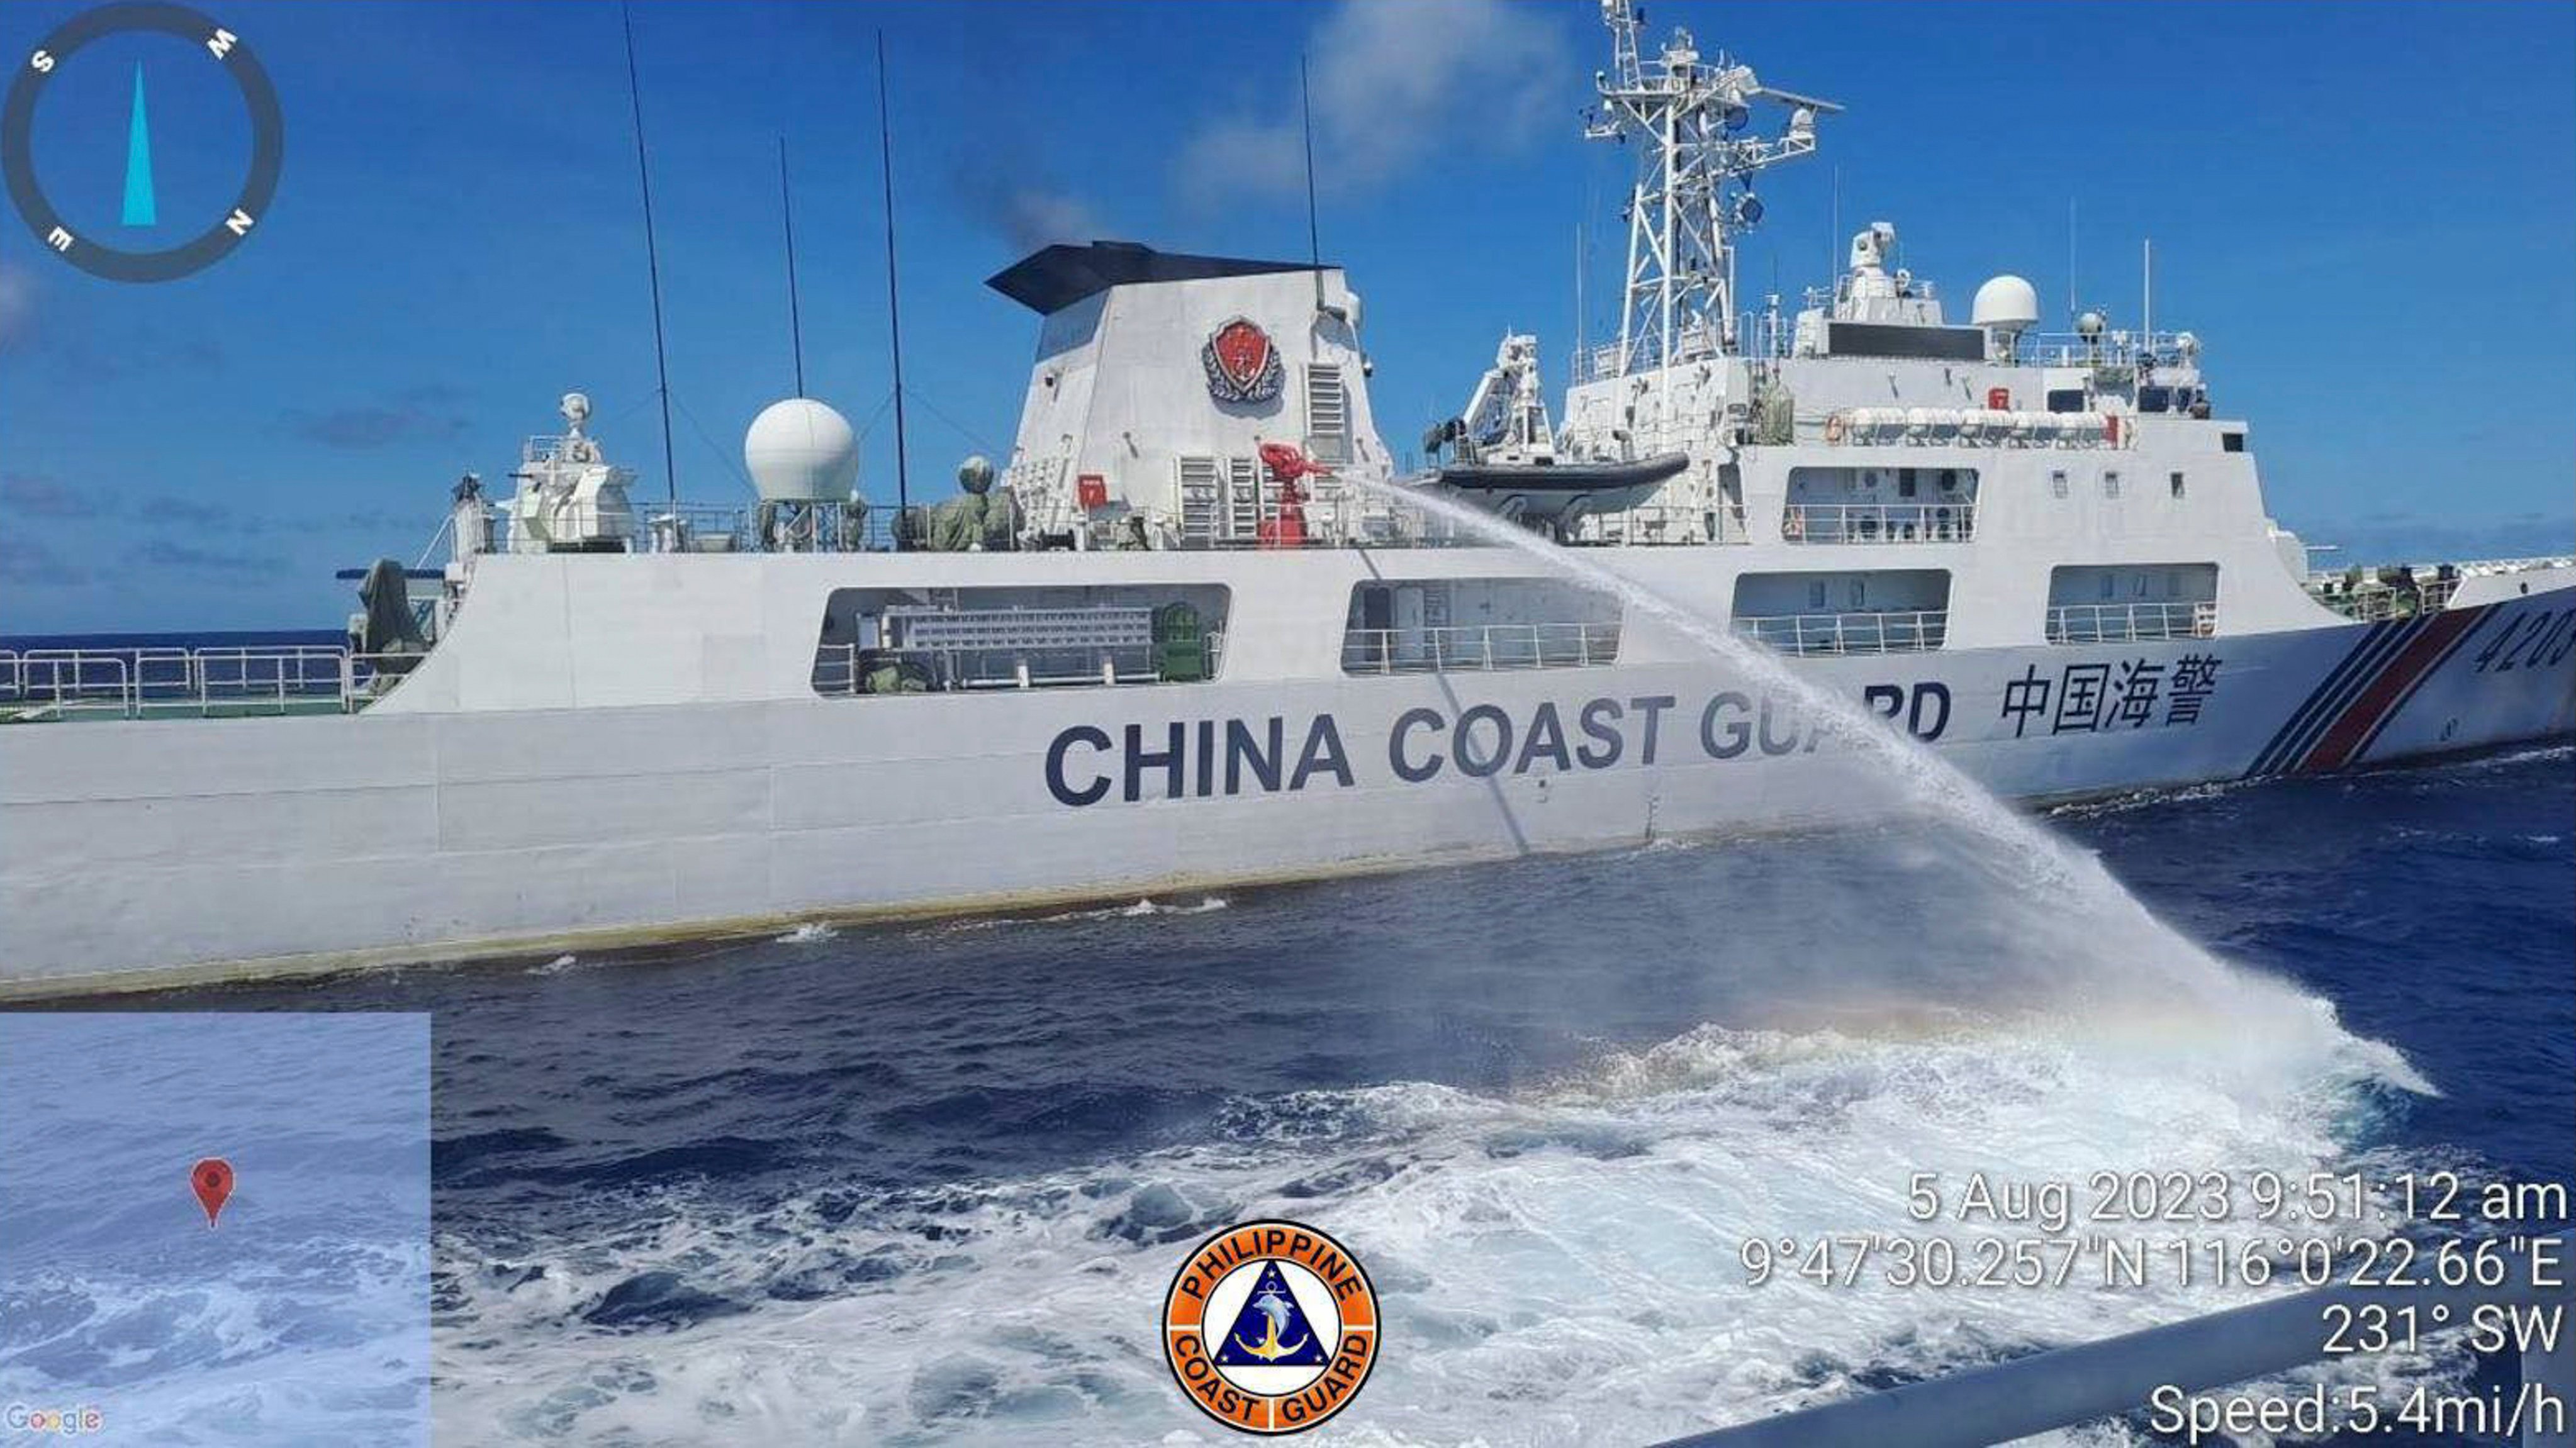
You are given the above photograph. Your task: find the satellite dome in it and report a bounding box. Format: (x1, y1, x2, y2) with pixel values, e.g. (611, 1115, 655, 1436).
(744, 398, 860, 502)
(2076, 309, 2107, 340)
(1971, 275, 2041, 333)
(956, 455, 995, 494)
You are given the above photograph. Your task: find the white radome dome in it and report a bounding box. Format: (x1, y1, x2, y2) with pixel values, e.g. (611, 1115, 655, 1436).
(1971, 274, 2041, 333)
(744, 398, 860, 502)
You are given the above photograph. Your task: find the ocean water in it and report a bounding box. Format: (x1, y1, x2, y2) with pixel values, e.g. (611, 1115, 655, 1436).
(0, 1013, 432, 1444)
(23, 745, 2560, 1445)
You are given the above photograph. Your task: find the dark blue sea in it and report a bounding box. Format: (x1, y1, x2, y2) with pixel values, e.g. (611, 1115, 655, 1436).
(4, 633, 2568, 1445)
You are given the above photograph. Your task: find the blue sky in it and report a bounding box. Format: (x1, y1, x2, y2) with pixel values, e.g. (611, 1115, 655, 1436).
(1, 0, 2570, 632)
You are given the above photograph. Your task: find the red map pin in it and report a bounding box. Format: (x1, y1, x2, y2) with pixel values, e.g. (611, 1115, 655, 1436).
(190, 1158, 234, 1228)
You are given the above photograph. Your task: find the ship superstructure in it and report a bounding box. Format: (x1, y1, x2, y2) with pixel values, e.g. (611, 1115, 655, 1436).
(1, 5, 2568, 997)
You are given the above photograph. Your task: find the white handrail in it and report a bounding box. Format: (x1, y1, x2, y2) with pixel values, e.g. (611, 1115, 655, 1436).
(2044, 601, 2217, 643)
(1781, 502, 1975, 544)
(1340, 621, 1623, 675)
(1732, 609, 1949, 655)
(0, 645, 423, 720)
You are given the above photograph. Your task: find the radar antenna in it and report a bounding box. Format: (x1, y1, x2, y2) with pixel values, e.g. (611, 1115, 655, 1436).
(1584, 0, 1836, 376)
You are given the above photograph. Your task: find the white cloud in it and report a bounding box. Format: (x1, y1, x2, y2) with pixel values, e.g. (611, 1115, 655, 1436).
(1175, 0, 1570, 209)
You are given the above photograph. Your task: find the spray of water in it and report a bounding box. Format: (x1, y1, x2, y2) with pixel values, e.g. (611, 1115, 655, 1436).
(1348, 475, 2428, 1084)
(1361, 477, 2063, 876)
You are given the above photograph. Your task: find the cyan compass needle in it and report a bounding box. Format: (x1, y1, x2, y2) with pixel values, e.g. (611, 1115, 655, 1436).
(121, 62, 155, 227)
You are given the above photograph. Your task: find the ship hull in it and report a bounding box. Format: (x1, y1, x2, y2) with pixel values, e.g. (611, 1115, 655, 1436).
(3, 583, 2569, 998)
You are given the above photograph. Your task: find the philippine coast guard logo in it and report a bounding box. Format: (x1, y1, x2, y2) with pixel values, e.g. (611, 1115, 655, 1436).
(1163, 1218, 1379, 1434)
(1202, 316, 1285, 404)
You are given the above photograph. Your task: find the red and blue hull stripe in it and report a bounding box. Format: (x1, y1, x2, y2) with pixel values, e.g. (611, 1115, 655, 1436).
(2246, 604, 2496, 777)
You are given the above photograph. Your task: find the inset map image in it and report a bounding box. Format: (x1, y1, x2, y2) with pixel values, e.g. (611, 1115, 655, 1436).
(0, 1012, 428, 1445)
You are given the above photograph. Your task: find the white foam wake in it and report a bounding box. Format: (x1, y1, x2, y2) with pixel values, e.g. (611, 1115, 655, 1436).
(431, 1003, 2441, 1444)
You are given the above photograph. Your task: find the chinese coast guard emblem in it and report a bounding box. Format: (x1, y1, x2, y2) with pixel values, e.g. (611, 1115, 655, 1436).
(1202, 316, 1286, 405)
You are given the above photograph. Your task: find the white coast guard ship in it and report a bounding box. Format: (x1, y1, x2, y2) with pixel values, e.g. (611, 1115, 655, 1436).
(2, 1, 2569, 997)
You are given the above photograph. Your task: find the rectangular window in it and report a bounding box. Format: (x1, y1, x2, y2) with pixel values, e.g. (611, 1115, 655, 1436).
(2170, 471, 2186, 498)
(813, 584, 1230, 695)
(2221, 432, 2245, 453)
(1781, 465, 1979, 543)
(1341, 577, 1619, 674)
(2051, 469, 2069, 499)
(1732, 569, 1952, 655)
(2046, 564, 2220, 643)
(2103, 471, 2122, 499)
(2046, 388, 2087, 413)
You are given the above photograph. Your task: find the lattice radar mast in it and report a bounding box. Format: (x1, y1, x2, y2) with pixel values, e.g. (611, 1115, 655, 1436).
(1585, 0, 1838, 374)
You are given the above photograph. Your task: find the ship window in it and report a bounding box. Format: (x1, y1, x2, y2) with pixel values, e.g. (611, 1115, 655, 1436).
(2170, 471, 2186, 498)
(1732, 569, 1953, 655)
(2222, 431, 2245, 453)
(2102, 471, 2122, 499)
(1340, 577, 1620, 674)
(2138, 384, 2173, 413)
(2050, 469, 2069, 499)
(811, 584, 1231, 696)
(1898, 468, 1918, 498)
(2046, 388, 2087, 413)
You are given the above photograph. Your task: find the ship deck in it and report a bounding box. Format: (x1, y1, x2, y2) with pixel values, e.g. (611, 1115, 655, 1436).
(0, 646, 398, 724)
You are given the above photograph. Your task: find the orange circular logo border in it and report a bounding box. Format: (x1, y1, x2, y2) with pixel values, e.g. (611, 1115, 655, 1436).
(1162, 1218, 1380, 1435)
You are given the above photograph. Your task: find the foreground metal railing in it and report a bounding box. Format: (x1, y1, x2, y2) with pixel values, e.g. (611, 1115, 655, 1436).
(1733, 609, 1949, 656)
(2044, 600, 2218, 644)
(1655, 1234, 2573, 1448)
(0, 646, 418, 720)
(1340, 621, 1622, 675)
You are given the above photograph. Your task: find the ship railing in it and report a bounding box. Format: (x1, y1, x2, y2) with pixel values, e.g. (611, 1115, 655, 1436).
(0, 646, 422, 720)
(2044, 600, 2217, 644)
(2013, 328, 2195, 370)
(1732, 609, 1949, 656)
(1339, 621, 1623, 676)
(2309, 576, 2465, 622)
(2314, 583, 2451, 622)
(1180, 492, 1486, 551)
(478, 499, 910, 556)
(1568, 321, 1728, 384)
(1781, 502, 1976, 545)
(1567, 504, 1752, 547)
(810, 636, 1223, 695)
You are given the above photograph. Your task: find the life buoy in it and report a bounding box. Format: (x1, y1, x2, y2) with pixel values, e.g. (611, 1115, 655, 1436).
(1823, 414, 1847, 444)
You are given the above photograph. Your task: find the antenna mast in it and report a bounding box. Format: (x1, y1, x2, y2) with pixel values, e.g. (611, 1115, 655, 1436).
(1583, 0, 1834, 376)
(1299, 52, 1322, 303)
(876, 30, 911, 545)
(620, 3, 678, 508)
(778, 136, 806, 398)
